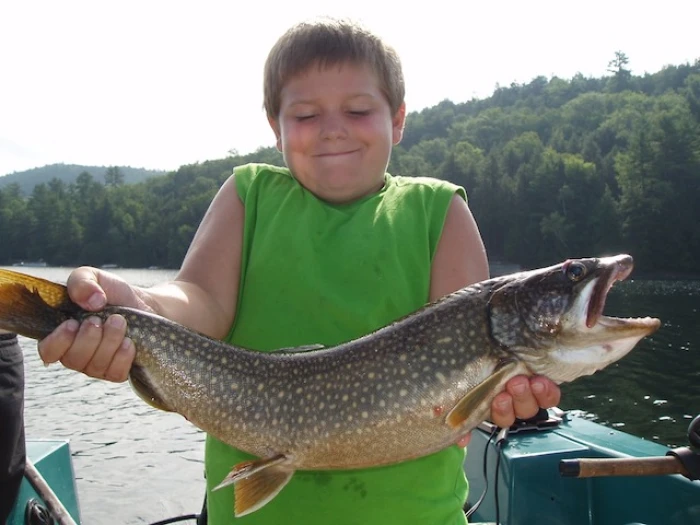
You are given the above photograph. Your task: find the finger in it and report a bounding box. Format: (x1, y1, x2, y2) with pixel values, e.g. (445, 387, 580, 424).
(67, 267, 107, 311)
(530, 376, 561, 408)
(104, 337, 136, 383)
(38, 319, 80, 364)
(83, 314, 127, 379)
(59, 316, 103, 372)
(490, 391, 515, 428)
(507, 375, 539, 421)
(456, 432, 472, 448)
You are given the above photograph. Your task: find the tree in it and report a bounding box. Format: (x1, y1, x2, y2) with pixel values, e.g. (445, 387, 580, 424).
(0, 184, 30, 263)
(104, 166, 125, 187)
(607, 51, 633, 93)
(615, 119, 671, 268)
(684, 73, 700, 119)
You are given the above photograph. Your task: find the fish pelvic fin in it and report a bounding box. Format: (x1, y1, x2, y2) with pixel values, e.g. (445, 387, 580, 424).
(0, 269, 81, 340)
(128, 364, 175, 413)
(446, 360, 522, 428)
(213, 454, 294, 517)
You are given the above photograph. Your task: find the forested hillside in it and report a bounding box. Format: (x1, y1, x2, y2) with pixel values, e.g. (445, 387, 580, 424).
(0, 164, 166, 194)
(1, 56, 699, 273)
(390, 56, 700, 272)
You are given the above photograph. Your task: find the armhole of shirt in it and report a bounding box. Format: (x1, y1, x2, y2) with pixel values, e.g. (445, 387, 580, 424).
(233, 163, 258, 204)
(429, 184, 467, 261)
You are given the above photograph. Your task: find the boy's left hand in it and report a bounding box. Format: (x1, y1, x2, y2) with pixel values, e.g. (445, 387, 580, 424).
(456, 375, 561, 447)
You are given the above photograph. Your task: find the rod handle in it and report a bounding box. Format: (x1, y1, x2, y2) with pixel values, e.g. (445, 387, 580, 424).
(559, 456, 691, 479)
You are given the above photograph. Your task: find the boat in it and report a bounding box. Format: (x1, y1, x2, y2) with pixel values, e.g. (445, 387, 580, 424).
(7, 439, 201, 525)
(7, 440, 80, 524)
(7, 411, 699, 524)
(463, 409, 700, 525)
(11, 261, 48, 268)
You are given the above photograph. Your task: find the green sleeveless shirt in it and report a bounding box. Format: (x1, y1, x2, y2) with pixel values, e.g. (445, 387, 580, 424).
(205, 163, 469, 525)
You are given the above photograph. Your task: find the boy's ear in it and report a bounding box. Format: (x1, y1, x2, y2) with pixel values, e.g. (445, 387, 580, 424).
(268, 115, 283, 152)
(392, 102, 407, 145)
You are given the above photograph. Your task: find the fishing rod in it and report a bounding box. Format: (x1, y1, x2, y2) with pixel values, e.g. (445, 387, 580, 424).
(559, 414, 700, 481)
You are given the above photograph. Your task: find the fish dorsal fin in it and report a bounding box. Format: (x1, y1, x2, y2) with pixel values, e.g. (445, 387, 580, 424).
(128, 364, 174, 413)
(446, 361, 520, 428)
(270, 343, 325, 354)
(213, 454, 294, 517)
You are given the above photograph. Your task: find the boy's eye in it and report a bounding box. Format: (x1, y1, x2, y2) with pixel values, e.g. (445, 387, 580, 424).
(295, 115, 316, 121)
(348, 110, 370, 116)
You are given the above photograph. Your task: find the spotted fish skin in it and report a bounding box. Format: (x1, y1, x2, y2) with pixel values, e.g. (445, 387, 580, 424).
(119, 284, 505, 469)
(0, 255, 661, 516)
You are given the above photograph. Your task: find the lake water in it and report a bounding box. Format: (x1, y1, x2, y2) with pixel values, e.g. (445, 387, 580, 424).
(7, 267, 700, 524)
(559, 277, 700, 447)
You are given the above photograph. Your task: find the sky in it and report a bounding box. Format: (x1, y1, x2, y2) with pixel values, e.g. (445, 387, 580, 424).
(1, 0, 698, 177)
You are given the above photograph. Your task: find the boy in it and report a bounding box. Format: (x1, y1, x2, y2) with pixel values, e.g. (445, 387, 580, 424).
(39, 18, 560, 524)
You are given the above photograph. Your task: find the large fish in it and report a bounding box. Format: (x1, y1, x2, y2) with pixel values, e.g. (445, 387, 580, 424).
(0, 255, 660, 516)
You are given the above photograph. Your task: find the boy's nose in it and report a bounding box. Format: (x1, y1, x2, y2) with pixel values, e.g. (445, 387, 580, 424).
(320, 113, 347, 140)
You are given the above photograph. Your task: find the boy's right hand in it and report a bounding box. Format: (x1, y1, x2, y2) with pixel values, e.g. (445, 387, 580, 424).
(38, 267, 144, 383)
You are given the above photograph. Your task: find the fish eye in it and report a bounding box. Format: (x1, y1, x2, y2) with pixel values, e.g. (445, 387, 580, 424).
(564, 261, 587, 282)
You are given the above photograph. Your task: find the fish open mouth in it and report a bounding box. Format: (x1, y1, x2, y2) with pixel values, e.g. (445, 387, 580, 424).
(585, 255, 660, 334)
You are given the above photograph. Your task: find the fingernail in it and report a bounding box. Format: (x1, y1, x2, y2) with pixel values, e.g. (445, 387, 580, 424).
(37, 346, 46, 364)
(107, 315, 125, 329)
(120, 337, 133, 351)
(65, 319, 79, 333)
(512, 382, 527, 396)
(87, 292, 106, 310)
(87, 316, 102, 328)
(532, 381, 545, 394)
(37, 342, 51, 366)
(496, 398, 510, 411)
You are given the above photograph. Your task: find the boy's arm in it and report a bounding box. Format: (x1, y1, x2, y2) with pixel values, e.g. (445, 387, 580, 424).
(429, 195, 561, 442)
(38, 175, 245, 381)
(429, 195, 489, 302)
(149, 174, 244, 339)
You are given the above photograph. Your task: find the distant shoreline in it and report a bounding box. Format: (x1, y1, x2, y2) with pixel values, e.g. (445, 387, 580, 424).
(5, 262, 700, 281)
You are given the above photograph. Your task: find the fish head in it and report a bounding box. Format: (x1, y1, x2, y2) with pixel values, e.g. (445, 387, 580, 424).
(488, 254, 661, 383)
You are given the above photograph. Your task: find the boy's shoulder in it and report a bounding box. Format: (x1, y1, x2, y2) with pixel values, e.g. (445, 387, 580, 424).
(387, 174, 465, 199)
(234, 162, 291, 179)
(389, 174, 455, 188)
(233, 163, 294, 195)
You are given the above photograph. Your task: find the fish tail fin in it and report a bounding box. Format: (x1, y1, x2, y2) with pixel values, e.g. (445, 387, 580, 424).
(0, 269, 82, 341)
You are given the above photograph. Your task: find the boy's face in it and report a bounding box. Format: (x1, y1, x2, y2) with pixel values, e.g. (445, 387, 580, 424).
(269, 62, 406, 204)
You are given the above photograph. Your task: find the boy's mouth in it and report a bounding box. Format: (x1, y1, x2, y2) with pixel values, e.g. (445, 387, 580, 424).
(314, 149, 360, 158)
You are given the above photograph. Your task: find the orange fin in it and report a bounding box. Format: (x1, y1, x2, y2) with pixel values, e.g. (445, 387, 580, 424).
(213, 454, 293, 517)
(446, 361, 519, 428)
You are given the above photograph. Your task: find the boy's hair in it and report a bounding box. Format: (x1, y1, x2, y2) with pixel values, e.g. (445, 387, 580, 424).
(264, 18, 405, 119)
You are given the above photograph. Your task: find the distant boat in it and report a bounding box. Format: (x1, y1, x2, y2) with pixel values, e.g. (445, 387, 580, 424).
(100, 264, 119, 269)
(12, 261, 48, 267)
